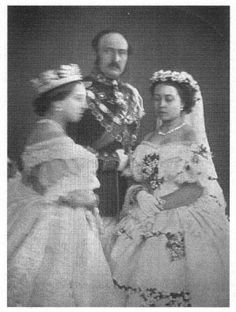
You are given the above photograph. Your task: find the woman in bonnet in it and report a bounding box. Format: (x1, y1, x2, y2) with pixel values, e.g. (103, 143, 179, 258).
(7, 64, 120, 307)
(110, 70, 229, 307)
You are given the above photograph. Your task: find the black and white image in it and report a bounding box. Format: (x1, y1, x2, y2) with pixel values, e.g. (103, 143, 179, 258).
(7, 6, 229, 307)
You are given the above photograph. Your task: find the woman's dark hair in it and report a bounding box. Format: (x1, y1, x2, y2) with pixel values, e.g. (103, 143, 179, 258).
(91, 29, 133, 55)
(33, 80, 82, 116)
(150, 80, 196, 114)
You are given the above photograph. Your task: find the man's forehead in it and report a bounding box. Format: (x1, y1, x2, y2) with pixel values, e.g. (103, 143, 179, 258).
(99, 33, 128, 50)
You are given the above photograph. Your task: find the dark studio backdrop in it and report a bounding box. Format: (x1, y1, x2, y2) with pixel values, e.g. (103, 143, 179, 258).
(8, 6, 229, 213)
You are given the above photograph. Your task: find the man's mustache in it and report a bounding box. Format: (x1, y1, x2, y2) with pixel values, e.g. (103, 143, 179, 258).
(108, 62, 120, 70)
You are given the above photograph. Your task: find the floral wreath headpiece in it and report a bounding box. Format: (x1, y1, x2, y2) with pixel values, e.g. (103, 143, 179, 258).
(31, 64, 83, 95)
(150, 70, 201, 101)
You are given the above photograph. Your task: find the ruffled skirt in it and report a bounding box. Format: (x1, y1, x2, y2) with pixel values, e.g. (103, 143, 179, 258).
(110, 192, 229, 307)
(8, 178, 120, 307)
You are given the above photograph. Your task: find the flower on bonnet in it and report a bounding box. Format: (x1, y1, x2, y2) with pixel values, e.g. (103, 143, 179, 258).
(31, 63, 82, 95)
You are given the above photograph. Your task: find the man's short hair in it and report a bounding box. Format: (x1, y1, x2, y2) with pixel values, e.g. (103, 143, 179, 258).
(91, 29, 133, 55)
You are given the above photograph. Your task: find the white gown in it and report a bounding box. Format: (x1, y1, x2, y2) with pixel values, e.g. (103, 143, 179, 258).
(110, 140, 229, 307)
(8, 134, 120, 307)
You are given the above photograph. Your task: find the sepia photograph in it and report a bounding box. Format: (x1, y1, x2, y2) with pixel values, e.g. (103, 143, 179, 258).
(5, 2, 230, 308)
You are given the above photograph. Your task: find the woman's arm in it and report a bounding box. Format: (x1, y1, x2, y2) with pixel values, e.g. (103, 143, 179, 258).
(133, 182, 203, 214)
(161, 182, 204, 210)
(59, 189, 99, 209)
(33, 158, 99, 209)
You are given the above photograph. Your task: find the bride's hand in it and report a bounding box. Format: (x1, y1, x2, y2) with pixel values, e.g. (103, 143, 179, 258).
(136, 190, 163, 216)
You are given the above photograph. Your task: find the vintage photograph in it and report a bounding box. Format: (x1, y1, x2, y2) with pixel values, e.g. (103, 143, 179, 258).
(7, 5, 229, 307)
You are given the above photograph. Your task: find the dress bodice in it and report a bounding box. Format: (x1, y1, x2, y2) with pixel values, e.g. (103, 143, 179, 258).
(21, 135, 99, 202)
(130, 140, 218, 197)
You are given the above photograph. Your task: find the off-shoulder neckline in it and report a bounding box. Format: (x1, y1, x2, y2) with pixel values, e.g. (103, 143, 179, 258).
(140, 140, 194, 150)
(25, 135, 72, 149)
(24, 135, 95, 159)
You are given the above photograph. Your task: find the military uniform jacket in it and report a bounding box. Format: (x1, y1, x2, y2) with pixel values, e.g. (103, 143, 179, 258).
(67, 69, 144, 216)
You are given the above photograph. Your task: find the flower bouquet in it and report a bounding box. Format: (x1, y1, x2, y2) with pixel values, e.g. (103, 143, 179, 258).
(142, 152, 164, 191)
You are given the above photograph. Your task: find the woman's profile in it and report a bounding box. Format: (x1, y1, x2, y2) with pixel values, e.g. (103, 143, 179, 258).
(110, 70, 229, 307)
(7, 64, 120, 307)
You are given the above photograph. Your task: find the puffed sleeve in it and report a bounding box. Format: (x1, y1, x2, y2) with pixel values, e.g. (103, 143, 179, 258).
(174, 144, 217, 187)
(29, 152, 100, 205)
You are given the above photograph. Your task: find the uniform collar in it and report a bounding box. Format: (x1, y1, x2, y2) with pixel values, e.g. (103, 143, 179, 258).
(90, 67, 121, 86)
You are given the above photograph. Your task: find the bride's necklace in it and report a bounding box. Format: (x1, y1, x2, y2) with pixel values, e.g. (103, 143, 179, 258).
(158, 122, 186, 136)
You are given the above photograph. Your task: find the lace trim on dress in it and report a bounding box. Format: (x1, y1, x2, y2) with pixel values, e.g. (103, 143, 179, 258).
(22, 136, 97, 171)
(130, 141, 217, 188)
(113, 279, 191, 307)
(117, 225, 186, 262)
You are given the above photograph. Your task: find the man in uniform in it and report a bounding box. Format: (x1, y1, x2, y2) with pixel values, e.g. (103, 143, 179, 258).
(68, 30, 144, 228)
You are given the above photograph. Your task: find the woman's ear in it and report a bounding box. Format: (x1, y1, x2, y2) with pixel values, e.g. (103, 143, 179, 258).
(52, 102, 63, 112)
